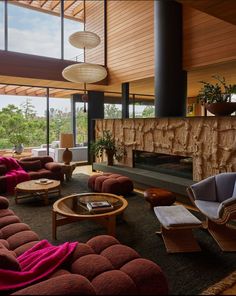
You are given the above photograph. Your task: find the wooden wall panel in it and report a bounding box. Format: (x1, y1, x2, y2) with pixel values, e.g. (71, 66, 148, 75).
(183, 6, 236, 70)
(107, 0, 154, 85)
(85, 0, 104, 65)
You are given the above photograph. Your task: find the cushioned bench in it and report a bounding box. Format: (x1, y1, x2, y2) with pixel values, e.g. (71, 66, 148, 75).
(154, 205, 202, 253)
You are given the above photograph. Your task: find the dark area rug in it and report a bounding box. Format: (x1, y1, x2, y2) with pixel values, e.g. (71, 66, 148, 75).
(7, 173, 236, 295)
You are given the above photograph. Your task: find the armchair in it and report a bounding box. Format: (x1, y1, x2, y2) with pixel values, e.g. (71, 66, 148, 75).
(187, 173, 236, 251)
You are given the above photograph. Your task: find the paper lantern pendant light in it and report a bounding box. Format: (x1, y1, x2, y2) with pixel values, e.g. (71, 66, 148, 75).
(69, 31, 101, 49)
(62, 63, 107, 84)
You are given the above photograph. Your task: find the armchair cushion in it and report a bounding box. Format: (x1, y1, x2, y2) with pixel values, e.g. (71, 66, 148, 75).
(215, 173, 236, 202)
(195, 200, 221, 220)
(191, 176, 216, 202)
(19, 160, 42, 172)
(44, 162, 62, 172)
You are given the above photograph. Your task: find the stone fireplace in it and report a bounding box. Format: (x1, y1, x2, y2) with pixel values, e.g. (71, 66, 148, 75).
(133, 150, 193, 180)
(94, 117, 236, 181)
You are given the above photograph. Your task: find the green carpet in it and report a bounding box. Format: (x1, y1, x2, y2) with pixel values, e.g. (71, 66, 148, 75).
(7, 174, 236, 295)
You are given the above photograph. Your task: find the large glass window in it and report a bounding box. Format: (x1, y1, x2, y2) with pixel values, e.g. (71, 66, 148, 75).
(0, 93, 46, 151)
(0, 0, 3, 49)
(64, 18, 83, 61)
(104, 104, 122, 119)
(129, 99, 155, 118)
(49, 96, 72, 144)
(8, 2, 61, 58)
(75, 102, 88, 145)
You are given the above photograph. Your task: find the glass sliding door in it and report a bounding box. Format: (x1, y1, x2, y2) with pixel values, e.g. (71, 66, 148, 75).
(75, 101, 88, 162)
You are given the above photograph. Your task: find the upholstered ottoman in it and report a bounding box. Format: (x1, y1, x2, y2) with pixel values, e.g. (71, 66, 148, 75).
(144, 188, 176, 208)
(88, 173, 134, 196)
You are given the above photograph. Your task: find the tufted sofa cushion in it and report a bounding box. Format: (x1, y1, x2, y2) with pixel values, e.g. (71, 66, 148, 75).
(70, 235, 168, 295)
(88, 173, 134, 196)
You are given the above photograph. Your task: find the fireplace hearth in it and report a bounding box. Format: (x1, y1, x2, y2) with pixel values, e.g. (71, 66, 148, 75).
(133, 150, 193, 180)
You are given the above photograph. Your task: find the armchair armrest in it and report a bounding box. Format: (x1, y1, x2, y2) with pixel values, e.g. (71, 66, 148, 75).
(218, 196, 236, 218)
(44, 162, 63, 173)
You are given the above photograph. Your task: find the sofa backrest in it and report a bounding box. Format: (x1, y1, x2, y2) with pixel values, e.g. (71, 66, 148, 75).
(19, 156, 54, 168)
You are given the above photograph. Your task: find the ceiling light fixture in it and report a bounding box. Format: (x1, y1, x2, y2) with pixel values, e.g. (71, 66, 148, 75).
(62, 0, 107, 84)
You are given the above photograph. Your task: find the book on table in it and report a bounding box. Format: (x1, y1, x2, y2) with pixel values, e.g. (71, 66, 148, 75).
(86, 200, 114, 212)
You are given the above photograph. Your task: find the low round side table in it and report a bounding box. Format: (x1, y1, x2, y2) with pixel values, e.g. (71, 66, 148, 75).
(15, 180, 61, 205)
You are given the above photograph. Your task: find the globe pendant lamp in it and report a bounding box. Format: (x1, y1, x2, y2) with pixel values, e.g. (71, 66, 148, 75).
(62, 63, 107, 84)
(62, 0, 107, 84)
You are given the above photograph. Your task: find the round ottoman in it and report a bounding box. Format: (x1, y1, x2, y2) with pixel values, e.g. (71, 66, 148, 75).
(88, 173, 133, 196)
(144, 188, 176, 208)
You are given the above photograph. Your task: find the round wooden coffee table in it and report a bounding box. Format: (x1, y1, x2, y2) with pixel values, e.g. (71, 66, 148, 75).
(15, 179, 61, 205)
(52, 193, 128, 239)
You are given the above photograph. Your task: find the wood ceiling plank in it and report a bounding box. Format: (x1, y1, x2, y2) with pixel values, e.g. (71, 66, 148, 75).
(50, 0, 60, 10)
(64, 0, 76, 11)
(72, 2, 83, 17)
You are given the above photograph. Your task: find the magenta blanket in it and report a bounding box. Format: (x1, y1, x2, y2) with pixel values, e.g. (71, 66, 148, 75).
(0, 157, 30, 193)
(0, 239, 78, 291)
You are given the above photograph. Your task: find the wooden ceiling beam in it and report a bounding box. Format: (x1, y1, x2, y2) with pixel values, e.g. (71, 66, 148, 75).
(39, 0, 48, 8)
(50, 0, 60, 10)
(72, 2, 84, 17)
(64, 0, 75, 11)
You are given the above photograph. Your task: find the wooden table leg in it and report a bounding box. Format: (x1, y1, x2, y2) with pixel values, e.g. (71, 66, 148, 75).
(107, 216, 116, 237)
(52, 210, 57, 240)
(43, 190, 49, 206)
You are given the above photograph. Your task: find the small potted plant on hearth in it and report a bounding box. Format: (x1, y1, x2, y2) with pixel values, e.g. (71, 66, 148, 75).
(91, 130, 126, 166)
(197, 75, 236, 116)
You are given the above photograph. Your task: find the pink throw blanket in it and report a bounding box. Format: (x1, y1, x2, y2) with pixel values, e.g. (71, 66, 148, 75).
(0, 240, 78, 291)
(0, 157, 30, 193)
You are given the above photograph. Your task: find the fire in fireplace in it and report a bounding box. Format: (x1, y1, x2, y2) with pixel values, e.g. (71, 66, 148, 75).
(133, 150, 193, 180)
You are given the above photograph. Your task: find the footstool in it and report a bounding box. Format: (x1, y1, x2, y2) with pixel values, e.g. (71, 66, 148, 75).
(154, 205, 202, 253)
(144, 188, 176, 208)
(88, 173, 133, 196)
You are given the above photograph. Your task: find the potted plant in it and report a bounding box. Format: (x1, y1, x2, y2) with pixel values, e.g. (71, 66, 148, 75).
(197, 75, 236, 116)
(9, 133, 28, 154)
(91, 130, 126, 166)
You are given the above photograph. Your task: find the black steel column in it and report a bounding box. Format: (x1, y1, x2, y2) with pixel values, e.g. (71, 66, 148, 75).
(46, 88, 50, 156)
(154, 0, 186, 117)
(87, 91, 104, 164)
(122, 82, 129, 118)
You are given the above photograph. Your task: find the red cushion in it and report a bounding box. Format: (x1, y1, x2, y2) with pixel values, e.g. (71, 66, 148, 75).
(19, 160, 42, 172)
(45, 162, 62, 172)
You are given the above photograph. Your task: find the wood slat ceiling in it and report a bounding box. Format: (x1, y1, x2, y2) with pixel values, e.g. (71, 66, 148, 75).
(10, 0, 84, 22)
(178, 0, 236, 26)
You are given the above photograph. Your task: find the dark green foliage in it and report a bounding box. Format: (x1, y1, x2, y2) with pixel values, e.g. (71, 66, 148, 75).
(197, 75, 236, 104)
(90, 130, 126, 161)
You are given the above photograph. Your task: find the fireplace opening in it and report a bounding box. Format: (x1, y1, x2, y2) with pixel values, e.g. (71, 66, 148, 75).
(133, 150, 193, 180)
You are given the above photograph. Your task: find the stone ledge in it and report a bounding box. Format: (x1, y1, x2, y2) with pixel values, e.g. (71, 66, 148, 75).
(92, 162, 195, 197)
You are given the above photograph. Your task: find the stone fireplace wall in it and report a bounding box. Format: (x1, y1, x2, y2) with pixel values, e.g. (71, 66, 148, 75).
(94, 117, 236, 181)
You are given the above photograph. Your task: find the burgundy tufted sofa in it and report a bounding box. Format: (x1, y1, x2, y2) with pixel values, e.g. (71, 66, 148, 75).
(0, 196, 168, 295)
(88, 173, 134, 196)
(18, 156, 64, 182)
(0, 156, 64, 194)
